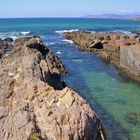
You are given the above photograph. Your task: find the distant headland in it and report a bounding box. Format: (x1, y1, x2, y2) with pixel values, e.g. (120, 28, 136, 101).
(82, 14, 140, 20)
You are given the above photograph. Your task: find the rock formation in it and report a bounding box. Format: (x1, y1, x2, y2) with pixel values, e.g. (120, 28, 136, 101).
(0, 36, 106, 140)
(65, 31, 140, 81)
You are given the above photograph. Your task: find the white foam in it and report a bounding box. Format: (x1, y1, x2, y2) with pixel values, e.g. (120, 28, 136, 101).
(20, 31, 30, 36)
(72, 59, 83, 62)
(46, 42, 55, 46)
(55, 29, 79, 34)
(91, 31, 96, 33)
(49, 42, 55, 45)
(56, 51, 62, 55)
(112, 30, 132, 34)
(0, 32, 18, 40)
(63, 39, 73, 44)
(0, 31, 31, 41)
(9, 36, 18, 41)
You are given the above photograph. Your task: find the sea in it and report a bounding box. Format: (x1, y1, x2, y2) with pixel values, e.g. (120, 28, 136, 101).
(0, 18, 140, 140)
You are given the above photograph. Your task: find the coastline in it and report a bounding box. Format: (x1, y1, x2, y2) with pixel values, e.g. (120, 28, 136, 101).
(0, 36, 106, 140)
(0, 18, 140, 140)
(65, 30, 140, 82)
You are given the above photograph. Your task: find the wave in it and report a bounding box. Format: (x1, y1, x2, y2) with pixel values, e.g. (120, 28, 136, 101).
(112, 30, 132, 34)
(62, 39, 74, 44)
(46, 42, 55, 46)
(56, 51, 62, 55)
(0, 32, 18, 40)
(55, 29, 79, 34)
(91, 31, 96, 33)
(9, 36, 19, 41)
(0, 31, 31, 41)
(91, 30, 132, 35)
(20, 31, 30, 36)
(72, 59, 83, 62)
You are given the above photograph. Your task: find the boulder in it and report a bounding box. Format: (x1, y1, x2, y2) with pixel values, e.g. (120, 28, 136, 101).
(120, 45, 140, 78)
(4, 37, 14, 42)
(0, 40, 12, 59)
(135, 37, 140, 43)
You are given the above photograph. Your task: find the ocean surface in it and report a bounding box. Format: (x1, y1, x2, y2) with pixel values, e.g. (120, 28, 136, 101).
(0, 18, 140, 140)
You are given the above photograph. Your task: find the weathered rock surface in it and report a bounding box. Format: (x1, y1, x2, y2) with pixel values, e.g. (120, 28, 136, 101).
(0, 37, 106, 140)
(0, 40, 13, 59)
(131, 31, 140, 36)
(65, 31, 140, 81)
(4, 37, 14, 43)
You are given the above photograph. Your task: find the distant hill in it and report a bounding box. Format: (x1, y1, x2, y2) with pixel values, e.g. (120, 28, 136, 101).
(82, 14, 140, 19)
(129, 18, 140, 21)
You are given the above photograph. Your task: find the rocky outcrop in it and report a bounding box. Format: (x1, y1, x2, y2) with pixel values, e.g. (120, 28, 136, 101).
(65, 31, 140, 81)
(0, 37, 106, 140)
(4, 37, 14, 43)
(0, 40, 13, 59)
(120, 45, 140, 81)
(131, 31, 140, 36)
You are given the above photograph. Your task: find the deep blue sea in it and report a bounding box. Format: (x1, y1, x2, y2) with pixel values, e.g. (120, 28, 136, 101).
(0, 18, 140, 140)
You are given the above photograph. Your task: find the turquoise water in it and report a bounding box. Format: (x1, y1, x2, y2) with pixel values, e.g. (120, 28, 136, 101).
(0, 18, 140, 140)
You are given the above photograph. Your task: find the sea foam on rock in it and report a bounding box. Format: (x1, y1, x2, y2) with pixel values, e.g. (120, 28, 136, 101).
(0, 36, 106, 140)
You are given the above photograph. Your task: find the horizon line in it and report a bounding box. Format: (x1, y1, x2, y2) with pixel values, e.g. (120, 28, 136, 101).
(0, 13, 140, 19)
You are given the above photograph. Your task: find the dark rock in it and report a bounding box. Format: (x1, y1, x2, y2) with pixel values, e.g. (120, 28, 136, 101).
(131, 31, 140, 35)
(4, 37, 14, 42)
(0, 40, 12, 59)
(135, 37, 140, 43)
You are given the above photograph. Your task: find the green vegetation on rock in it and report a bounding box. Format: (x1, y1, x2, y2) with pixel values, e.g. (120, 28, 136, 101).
(28, 132, 41, 140)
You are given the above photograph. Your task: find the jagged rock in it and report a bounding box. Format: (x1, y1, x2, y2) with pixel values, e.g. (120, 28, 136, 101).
(0, 36, 106, 140)
(65, 31, 140, 81)
(0, 40, 12, 59)
(90, 40, 103, 49)
(4, 37, 14, 42)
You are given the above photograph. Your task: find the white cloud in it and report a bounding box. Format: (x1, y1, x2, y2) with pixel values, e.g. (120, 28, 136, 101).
(115, 9, 140, 14)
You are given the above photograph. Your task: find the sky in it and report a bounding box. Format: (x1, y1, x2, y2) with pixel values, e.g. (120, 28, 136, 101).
(0, 0, 140, 18)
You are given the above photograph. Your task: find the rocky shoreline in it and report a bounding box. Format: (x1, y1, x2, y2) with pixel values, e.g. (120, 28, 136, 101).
(65, 31, 140, 81)
(0, 36, 106, 140)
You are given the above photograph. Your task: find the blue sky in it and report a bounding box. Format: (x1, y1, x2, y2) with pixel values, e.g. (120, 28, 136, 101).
(0, 0, 140, 18)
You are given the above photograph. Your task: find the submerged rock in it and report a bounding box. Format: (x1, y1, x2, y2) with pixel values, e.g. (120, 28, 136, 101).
(0, 36, 106, 140)
(126, 112, 140, 125)
(65, 31, 140, 81)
